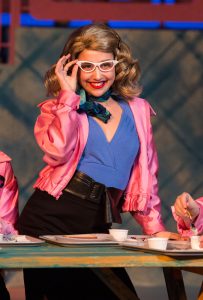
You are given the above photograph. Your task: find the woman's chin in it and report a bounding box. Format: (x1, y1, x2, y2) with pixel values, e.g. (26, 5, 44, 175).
(88, 90, 106, 97)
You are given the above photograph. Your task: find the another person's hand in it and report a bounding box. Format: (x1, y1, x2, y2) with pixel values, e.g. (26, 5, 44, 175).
(0, 218, 17, 235)
(174, 192, 200, 225)
(55, 54, 79, 92)
(154, 231, 181, 240)
(199, 236, 203, 248)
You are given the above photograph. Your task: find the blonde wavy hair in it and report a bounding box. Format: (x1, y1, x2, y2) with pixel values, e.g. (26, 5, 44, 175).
(45, 23, 141, 101)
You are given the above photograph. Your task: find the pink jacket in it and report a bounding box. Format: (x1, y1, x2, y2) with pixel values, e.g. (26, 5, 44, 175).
(0, 151, 19, 234)
(33, 90, 165, 234)
(172, 198, 203, 236)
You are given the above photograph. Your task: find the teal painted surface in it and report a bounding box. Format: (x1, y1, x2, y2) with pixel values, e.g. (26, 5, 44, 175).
(0, 243, 203, 269)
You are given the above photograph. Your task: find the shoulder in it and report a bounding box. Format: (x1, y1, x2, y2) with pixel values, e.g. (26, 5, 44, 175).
(129, 97, 156, 116)
(0, 151, 12, 164)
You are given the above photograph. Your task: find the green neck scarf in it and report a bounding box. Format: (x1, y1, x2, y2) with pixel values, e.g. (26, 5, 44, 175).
(78, 88, 112, 123)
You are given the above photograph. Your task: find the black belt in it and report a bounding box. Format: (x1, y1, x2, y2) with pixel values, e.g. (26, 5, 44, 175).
(64, 171, 122, 224)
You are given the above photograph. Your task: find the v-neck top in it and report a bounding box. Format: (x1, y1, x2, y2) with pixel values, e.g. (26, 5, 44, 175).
(77, 101, 140, 189)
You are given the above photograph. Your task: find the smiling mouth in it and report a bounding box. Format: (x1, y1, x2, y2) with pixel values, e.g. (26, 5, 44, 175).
(89, 81, 106, 89)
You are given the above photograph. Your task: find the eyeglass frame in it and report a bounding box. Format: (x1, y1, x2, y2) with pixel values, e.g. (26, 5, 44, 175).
(76, 60, 119, 72)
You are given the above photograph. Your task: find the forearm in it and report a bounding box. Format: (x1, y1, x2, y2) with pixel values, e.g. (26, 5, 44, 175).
(137, 111, 165, 235)
(34, 90, 80, 165)
(192, 198, 203, 234)
(0, 162, 18, 227)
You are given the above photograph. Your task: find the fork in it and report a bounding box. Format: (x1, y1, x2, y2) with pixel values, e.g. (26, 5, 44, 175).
(186, 194, 198, 235)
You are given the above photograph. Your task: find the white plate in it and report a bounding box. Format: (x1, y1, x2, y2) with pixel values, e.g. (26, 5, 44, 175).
(120, 240, 203, 257)
(40, 234, 118, 245)
(0, 235, 45, 246)
(167, 240, 190, 250)
(127, 235, 149, 241)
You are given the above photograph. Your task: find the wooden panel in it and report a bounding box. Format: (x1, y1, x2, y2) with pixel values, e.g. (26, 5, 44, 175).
(0, 0, 20, 64)
(29, 0, 203, 21)
(9, 0, 21, 64)
(181, 267, 203, 275)
(163, 268, 187, 300)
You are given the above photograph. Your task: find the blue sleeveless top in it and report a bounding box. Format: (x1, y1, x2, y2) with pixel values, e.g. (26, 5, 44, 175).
(77, 101, 140, 190)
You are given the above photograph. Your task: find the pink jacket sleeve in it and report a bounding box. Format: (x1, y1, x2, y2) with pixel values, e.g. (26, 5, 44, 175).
(129, 100, 165, 235)
(131, 124, 165, 235)
(172, 197, 203, 236)
(34, 90, 81, 166)
(0, 154, 19, 234)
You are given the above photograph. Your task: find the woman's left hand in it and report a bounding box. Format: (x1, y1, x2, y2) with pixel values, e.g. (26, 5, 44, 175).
(55, 54, 79, 92)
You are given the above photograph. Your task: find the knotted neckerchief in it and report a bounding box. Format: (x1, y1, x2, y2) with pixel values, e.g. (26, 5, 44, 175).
(77, 88, 112, 123)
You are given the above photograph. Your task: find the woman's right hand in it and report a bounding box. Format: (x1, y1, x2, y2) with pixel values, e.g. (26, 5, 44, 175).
(174, 192, 200, 223)
(55, 54, 79, 92)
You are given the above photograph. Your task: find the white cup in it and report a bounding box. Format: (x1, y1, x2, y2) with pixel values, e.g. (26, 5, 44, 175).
(109, 229, 128, 242)
(147, 237, 168, 250)
(190, 235, 200, 250)
(0, 234, 3, 242)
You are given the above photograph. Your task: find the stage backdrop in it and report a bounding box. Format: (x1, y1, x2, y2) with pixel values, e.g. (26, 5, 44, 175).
(0, 27, 203, 233)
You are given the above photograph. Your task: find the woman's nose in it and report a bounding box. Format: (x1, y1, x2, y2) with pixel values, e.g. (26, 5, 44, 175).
(92, 66, 102, 78)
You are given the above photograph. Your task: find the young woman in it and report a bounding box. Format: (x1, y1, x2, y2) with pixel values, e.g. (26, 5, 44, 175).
(18, 23, 175, 300)
(0, 151, 19, 300)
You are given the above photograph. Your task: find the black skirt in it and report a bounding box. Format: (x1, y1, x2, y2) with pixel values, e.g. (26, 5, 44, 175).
(17, 172, 138, 300)
(18, 187, 110, 237)
(18, 170, 124, 237)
